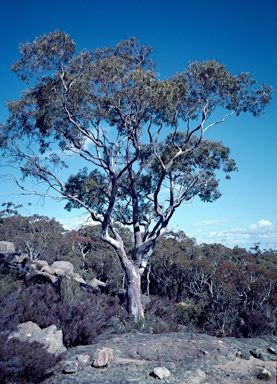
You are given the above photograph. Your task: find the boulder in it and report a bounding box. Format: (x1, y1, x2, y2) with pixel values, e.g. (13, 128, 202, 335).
(9, 321, 66, 356)
(13, 253, 28, 263)
(62, 360, 79, 374)
(77, 354, 91, 365)
(34, 259, 49, 270)
(41, 264, 56, 275)
(151, 366, 171, 379)
(257, 368, 272, 380)
(88, 277, 107, 289)
(0, 246, 93, 291)
(53, 267, 67, 277)
(34, 271, 59, 284)
(92, 348, 113, 368)
(52, 261, 74, 276)
(71, 273, 86, 284)
(0, 241, 15, 253)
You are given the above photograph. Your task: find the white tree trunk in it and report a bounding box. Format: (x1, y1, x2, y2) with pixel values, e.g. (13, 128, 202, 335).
(111, 233, 144, 321)
(125, 264, 144, 320)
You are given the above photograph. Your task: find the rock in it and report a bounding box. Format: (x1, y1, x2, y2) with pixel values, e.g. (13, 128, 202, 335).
(152, 366, 171, 379)
(268, 346, 276, 355)
(62, 360, 79, 374)
(9, 321, 66, 356)
(13, 253, 28, 263)
(77, 354, 91, 365)
(88, 277, 107, 289)
(257, 368, 272, 380)
(92, 348, 113, 368)
(53, 267, 67, 276)
(0, 248, 91, 290)
(52, 261, 74, 276)
(34, 259, 49, 270)
(71, 272, 86, 284)
(250, 347, 267, 361)
(41, 265, 56, 275)
(0, 241, 15, 253)
(236, 349, 251, 360)
(27, 271, 59, 284)
(184, 368, 207, 383)
(43, 333, 277, 384)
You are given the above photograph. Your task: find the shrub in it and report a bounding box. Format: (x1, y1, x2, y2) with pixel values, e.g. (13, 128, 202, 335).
(143, 296, 191, 332)
(60, 294, 126, 347)
(0, 333, 62, 383)
(0, 266, 22, 296)
(239, 309, 273, 337)
(0, 277, 128, 348)
(173, 302, 202, 326)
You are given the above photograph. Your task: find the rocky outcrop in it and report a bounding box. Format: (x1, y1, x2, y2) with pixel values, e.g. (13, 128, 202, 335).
(29, 259, 84, 284)
(0, 241, 15, 253)
(0, 241, 28, 275)
(0, 241, 106, 290)
(9, 321, 66, 356)
(44, 332, 277, 384)
(28, 259, 107, 289)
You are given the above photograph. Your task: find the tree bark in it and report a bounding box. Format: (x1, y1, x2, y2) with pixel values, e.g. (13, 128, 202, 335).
(125, 263, 144, 321)
(111, 233, 144, 321)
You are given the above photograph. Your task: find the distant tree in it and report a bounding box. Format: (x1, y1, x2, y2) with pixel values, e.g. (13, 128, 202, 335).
(148, 231, 199, 301)
(0, 31, 273, 320)
(0, 210, 65, 261)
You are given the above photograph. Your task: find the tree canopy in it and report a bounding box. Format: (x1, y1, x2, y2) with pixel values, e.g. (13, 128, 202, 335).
(0, 30, 273, 318)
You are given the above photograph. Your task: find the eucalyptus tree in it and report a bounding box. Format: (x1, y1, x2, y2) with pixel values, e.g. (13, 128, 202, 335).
(0, 31, 272, 319)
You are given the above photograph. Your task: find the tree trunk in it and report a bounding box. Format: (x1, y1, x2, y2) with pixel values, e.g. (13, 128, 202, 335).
(112, 235, 144, 321)
(125, 263, 144, 321)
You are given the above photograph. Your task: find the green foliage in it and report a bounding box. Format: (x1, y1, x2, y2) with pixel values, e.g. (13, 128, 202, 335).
(0, 229, 276, 341)
(59, 278, 83, 304)
(173, 303, 202, 326)
(0, 212, 65, 262)
(1, 31, 272, 240)
(0, 31, 274, 319)
(0, 270, 22, 296)
(145, 233, 277, 336)
(64, 169, 108, 213)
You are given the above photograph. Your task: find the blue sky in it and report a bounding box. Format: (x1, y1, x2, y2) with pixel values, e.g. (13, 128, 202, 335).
(1, 0, 276, 250)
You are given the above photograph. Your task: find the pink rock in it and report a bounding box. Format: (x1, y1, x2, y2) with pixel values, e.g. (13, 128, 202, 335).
(92, 348, 113, 368)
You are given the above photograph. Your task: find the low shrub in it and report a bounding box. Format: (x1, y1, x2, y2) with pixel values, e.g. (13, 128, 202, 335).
(239, 309, 274, 337)
(173, 302, 202, 326)
(0, 276, 128, 348)
(143, 296, 200, 333)
(0, 333, 62, 383)
(61, 294, 126, 347)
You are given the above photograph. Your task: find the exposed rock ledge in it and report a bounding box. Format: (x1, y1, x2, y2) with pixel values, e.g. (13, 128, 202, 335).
(0, 242, 107, 290)
(45, 332, 276, 384)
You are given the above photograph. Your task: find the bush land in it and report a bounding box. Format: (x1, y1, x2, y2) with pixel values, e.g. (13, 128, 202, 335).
(0, 213, 276, 382)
